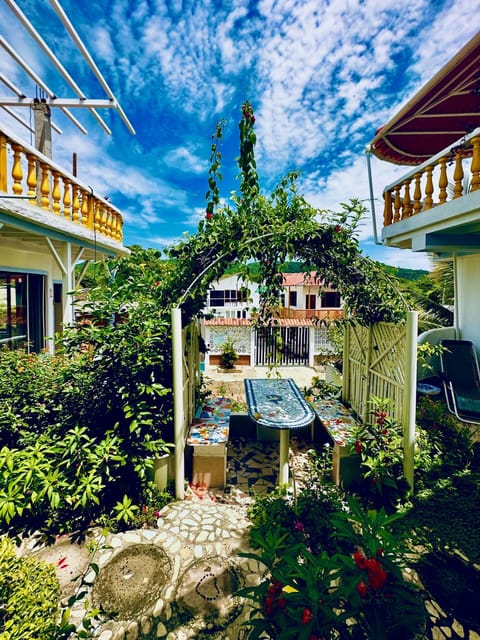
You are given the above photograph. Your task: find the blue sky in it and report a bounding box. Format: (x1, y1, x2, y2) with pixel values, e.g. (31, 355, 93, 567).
(1, 1, 479, 270)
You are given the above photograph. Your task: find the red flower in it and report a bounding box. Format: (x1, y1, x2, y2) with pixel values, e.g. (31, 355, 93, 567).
(277, 597, 287, 609)
(353, 550, 368, 569)
(366, 559, 388, 590)
(356, 580, 368, 597)
(335, 225, 342, 232)
(302, 607, 313, 624)
(354, 439, 362, 454)
(205, 212, 213, 219)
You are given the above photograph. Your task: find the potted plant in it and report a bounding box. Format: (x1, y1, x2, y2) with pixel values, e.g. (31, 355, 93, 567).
(219, 337, 238, 369)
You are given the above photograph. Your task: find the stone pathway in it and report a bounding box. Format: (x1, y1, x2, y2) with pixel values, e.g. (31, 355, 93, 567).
(27, 436, 480, 640)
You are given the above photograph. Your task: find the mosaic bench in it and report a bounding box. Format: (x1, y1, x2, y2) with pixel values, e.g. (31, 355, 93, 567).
(309, 397, 360, 486)
(187, 397, 232, 488)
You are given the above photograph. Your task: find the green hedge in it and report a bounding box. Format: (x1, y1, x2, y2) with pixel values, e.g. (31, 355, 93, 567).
(0, 537, 60, 640)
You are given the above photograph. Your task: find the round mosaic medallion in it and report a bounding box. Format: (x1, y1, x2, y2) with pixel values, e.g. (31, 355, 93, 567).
(176, 557, 244, 623)
(92, 544, 171, 619)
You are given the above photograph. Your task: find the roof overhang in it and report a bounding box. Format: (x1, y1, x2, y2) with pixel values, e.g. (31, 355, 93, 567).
(370, 32, 480, 165)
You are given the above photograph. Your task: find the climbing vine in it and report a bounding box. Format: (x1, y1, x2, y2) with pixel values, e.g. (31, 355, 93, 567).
(163, 102, 407, 326)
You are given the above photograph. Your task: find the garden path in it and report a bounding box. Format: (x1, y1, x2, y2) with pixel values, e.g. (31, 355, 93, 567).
(27, 433, 480, 640)
(25, 363, 480, 639)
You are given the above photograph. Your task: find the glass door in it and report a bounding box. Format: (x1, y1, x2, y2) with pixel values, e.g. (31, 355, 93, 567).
(0, 273, 45, 352)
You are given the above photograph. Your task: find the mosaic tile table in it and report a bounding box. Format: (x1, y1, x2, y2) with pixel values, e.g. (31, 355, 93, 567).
(187, 397, 231, 488)
(244, 378, 314, 484)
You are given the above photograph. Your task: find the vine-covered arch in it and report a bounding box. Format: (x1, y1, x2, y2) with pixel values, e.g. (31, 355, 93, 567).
(162, 102, 407, 327)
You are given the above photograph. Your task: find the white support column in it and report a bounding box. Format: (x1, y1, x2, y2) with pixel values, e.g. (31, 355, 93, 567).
(342, 321, 350, 403)
(403, 310, 418, 491)
(251, 325, 256, 366)
(204, 325, 210, 367)
(172, 307, 185, 499)
(64, 242, 74, 325)
(46, 272, 55, 353)
(279, 429, 290, 485)
(453, 253, 459, 338)
(308, 326, 315, 367)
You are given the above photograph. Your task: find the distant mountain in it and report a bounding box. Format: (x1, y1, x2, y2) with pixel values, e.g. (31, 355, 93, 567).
(380, 264, 429, 282)
(225, 260, 429, 281)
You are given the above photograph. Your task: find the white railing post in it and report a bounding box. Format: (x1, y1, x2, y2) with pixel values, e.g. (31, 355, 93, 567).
(403, 310, 418, 490)
(172, 306, 185, 499)
(342, 322, 350, 403)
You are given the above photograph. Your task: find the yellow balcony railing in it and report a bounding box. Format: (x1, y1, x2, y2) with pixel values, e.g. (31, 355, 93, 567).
(0, 129, 123, 242)
(383, 129, 480, 227)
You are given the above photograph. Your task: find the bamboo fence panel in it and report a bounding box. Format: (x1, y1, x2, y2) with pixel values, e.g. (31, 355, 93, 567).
(344, 322, 407, 424)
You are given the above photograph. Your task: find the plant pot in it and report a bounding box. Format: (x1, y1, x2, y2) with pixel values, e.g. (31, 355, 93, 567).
(151, 453, 173, 492)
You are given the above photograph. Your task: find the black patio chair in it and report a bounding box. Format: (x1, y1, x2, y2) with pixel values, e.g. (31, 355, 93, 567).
(440, 339, 480, 424)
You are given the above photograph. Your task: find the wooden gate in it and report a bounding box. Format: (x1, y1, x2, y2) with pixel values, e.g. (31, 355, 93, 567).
(255, 326, 310, 365)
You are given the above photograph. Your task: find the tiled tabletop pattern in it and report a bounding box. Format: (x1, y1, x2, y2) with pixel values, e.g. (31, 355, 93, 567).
(187, 397, 231, 445)
(309, 397, 359, 447)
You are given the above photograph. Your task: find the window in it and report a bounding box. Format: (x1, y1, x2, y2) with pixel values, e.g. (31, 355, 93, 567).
(306, 294, 316, 310)
(289, 291, 297, 307)
(209, 288, 248, 307)
(0, 272, 45, 352)
(321, 291, 341, 308)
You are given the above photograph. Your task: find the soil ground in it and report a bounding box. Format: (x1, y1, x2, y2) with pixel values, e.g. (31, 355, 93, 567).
(202, 364, 324, 408)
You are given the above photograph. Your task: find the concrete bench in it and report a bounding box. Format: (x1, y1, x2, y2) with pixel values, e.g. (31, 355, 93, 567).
(187, 397, 231, 488)
(309, 397, 360, 486)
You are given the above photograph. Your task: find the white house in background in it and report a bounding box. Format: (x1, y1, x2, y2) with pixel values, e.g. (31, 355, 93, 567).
(369, 32, 480, 379)
(202, 271, 343, 366)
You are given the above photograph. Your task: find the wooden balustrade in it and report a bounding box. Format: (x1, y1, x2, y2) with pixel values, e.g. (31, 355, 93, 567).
(383, 134, 480, 227)
(278, 308, 343, 321)
(0, 131, 123, 241)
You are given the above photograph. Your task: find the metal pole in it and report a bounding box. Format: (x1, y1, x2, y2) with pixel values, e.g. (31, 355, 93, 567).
(403, 310, 418, 490)
(172, 307, 185, 499)
(366, 147, 383, 246)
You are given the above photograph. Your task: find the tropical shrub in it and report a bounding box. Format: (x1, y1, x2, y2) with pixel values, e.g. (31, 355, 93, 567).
(415, 397, 473, 482)
(0, 349, 67, 446)
(239, 498, 426, 640)
(0, 536, 60, 639)
(0, 259, 176, 538)
(247, 450, 345, 556)
(219, 337, 238, 368)
(351, 397, 410, 511)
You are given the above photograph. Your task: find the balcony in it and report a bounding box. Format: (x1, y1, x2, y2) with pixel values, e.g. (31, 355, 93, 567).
(381, 128, 480, 254)
(0, 126, 124, 246)
(278, 308, 343, 322)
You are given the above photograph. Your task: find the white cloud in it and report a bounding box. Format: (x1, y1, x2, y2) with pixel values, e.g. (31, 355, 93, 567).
(162, 146, 206, 175)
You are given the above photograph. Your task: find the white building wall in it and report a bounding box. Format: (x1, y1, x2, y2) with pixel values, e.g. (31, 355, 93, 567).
(204, 325, 251, 365)
(457, 254, 480, 351)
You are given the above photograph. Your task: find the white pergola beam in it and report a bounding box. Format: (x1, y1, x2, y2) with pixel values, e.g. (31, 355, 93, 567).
(4, 0, 111, 135)
(47, 0, 136, 135)
(0, 35, 88, 135)
(0, 97, 117, 108)
(0, 104, 63, 134)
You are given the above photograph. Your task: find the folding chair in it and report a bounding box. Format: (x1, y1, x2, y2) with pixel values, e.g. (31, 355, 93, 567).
(440, 339, 480, 424)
